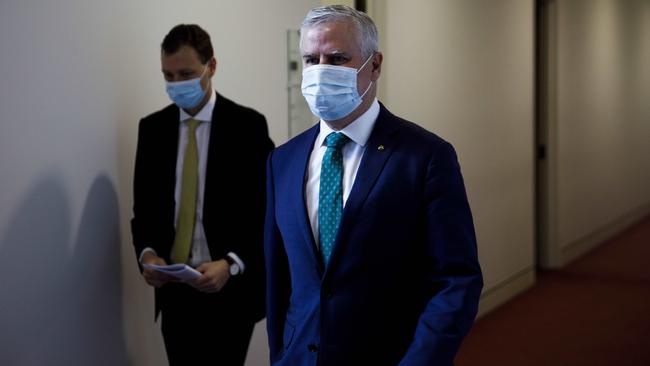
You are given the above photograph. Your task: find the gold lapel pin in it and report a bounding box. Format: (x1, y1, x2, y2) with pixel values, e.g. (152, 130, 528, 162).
(377, 145, 385, 151)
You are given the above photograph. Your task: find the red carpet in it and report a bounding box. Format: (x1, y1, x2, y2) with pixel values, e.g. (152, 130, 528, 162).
(456, 216, 650, 366)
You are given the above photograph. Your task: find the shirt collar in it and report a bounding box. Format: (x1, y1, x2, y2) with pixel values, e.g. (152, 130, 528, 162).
(317, 98, 380, 148)
(179, 89, 217, 123)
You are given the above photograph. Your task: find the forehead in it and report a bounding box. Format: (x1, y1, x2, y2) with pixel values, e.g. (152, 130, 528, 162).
(161, 45, 203, 68)
(300, 21, 361, 55)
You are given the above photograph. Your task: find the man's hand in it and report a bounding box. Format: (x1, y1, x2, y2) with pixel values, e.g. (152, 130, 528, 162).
(189, 259, 231, 293)
(141, 252, 176, 288)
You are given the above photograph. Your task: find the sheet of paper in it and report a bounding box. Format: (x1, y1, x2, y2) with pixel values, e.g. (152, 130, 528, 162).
(142, 263, 202, 281)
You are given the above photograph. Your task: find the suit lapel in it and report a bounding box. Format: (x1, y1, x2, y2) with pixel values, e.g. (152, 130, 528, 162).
(292, 125, 325, 274)
(326, 105, 400, 274)
(163, 105, 181, 215)
(202, 93, 227, 247)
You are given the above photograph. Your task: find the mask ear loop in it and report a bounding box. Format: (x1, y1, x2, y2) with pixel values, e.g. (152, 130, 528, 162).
(199, 63, 209, 78)
(356, 53, 375, 74)
(357, 53, 376, 99)
(359, 80, 373, 99)
(193, 63, 212, 99)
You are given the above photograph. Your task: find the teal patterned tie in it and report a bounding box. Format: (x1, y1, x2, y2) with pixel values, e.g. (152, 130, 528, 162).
(318, 132, 350, 267)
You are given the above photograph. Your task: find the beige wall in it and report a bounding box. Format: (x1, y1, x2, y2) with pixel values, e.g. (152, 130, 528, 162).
(541, 0, 650, 266)
(378, 0, 650, 309)
(0, 1, 318, 365)
(321, 0, 355, 6)
(379, 0, 536, 314)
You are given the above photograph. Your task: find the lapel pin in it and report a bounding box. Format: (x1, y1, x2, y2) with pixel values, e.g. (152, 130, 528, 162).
(377, 145, 385, 151)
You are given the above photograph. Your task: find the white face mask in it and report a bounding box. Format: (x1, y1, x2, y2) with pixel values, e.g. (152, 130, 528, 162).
(301, 54, 374, 121)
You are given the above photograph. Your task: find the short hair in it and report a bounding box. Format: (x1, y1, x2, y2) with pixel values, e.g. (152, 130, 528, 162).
(300, 5, 378, 59)
(161, 24, 214, 64)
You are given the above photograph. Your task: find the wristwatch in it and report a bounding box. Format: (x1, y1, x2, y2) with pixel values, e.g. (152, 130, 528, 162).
(224, 255, 241, 276)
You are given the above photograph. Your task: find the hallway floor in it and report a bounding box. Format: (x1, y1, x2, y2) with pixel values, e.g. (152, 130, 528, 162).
(456, 216, 650, 366)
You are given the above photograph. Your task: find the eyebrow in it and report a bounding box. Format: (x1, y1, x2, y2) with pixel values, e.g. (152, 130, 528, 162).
(301, 50, 351, 59)
(161, 68, 196, 73)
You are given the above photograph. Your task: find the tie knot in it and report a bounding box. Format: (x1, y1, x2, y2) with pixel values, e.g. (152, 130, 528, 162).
(186, 118, 200, 131)
(324, 132, 350, 150)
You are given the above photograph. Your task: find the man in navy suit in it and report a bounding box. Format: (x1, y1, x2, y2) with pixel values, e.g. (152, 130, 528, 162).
(264, 6, 483, 366)
(131, 24, 273, 365)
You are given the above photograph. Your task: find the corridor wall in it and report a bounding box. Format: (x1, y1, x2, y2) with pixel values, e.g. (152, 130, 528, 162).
(540, 0, 650, 267)
(378, 0, 536, 315)
(0, 1, 318, 365)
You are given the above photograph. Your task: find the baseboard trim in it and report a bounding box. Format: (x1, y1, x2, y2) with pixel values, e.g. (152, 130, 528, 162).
(476, 266, 536, 318)
(559, 203, 650, 267)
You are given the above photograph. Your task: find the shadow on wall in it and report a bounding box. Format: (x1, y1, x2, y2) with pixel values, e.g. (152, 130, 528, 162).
(0, 173, 129, 365)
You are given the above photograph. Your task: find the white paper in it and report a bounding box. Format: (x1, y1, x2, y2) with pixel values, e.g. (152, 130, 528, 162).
(142, 263, 202, 281)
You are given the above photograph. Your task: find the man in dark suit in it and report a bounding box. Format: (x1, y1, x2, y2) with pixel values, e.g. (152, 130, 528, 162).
(264, 6, 483, 366)
(131, 24, 273, 365)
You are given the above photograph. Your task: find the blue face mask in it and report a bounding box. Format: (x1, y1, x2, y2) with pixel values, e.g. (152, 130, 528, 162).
(301, 54, 374, 121)
(165, 66, 208, 109)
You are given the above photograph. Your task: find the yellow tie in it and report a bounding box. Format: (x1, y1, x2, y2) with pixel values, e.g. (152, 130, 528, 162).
(171, 119, 200, 264)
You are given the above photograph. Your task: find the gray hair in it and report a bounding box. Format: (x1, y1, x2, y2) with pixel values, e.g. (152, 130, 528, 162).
(300, 5, 378, 59)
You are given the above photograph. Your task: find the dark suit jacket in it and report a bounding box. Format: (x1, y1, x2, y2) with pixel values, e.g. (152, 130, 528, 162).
(131, 92, 274, 322)
(264, 103, 483, 366)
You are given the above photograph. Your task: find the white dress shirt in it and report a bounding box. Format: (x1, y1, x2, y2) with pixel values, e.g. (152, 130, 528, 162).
(140, 89, 244, 272)
(305, 99, 380, 247)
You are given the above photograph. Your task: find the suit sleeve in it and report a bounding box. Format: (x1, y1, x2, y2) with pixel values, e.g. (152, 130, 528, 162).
(130, 119, 151, 262)
(264, 151, 292, 362)
(225, 113, 274, 270)
(398, 142, 483, 366)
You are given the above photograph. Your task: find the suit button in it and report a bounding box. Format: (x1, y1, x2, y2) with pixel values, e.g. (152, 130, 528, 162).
(325, 291, 333, 299)
(307, 344, 319, 353)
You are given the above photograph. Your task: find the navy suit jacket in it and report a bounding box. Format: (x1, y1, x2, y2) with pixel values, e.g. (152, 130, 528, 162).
(264, 103, 483, 366)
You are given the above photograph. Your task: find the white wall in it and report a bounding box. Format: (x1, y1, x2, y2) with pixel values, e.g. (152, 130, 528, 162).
(541, 0, 650, 266)
(379, 0, 536, 314)
(0, 1, 318, 365)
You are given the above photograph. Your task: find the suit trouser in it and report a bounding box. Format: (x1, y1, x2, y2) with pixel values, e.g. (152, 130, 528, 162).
(160, 283, 255, 366)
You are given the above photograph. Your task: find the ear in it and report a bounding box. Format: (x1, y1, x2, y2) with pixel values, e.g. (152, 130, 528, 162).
(208, 57, 218, 77)
(371, 52, 383, 81)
